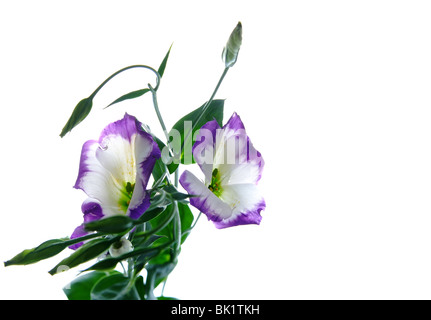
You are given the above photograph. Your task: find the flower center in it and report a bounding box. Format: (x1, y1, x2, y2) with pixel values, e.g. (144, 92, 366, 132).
(208, 168, 223, 197)
(119, 181, 135, 213)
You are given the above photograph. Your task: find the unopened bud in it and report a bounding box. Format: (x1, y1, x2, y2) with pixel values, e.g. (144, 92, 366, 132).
(109, 238, 133, 258)
(222, 22, 242, 68)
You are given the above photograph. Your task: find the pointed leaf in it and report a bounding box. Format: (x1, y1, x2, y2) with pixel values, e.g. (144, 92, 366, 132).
(84, 215, 134, 234)
(4, 238, 70, 266)
(105, 88, 150, 109)
(103, 45, 172, 109)
(137, 206, 166, 224)
(48, 237, 119, 275)
(158, 44, 173, 78)
(162, 185, 196, 201)
(84, 247, 159, 272)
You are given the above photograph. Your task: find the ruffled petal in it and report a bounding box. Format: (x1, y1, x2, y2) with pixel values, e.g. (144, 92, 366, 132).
(74, 139, 126, 217)
(216, 183, 265, 228)
(179, 170, 232, 222)
(214, 113, 264, 185)
(99, 112, 141, 143)
(74, 114, 160, 219)
(183, 112, 266, 229)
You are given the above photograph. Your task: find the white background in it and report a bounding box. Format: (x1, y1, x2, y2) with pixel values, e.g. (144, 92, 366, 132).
(1, 0, 431, 300)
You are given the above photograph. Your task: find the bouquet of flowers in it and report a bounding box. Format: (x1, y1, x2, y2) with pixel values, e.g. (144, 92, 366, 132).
(4, 22, 265, 300)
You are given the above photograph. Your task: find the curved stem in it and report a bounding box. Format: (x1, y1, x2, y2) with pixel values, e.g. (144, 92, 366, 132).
(148, 84, 170, 145)
(90, 64, 161, 99)
(147, 83, 175, 186)
(132, 203, 176, 239)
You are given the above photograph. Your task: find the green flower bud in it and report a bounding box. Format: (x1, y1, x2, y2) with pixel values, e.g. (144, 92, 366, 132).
(222, 22, 243, 68)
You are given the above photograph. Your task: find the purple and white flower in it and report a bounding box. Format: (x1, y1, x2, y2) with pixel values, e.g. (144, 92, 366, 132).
(180, 112, 265, 229)
(70, 113, 160, 248)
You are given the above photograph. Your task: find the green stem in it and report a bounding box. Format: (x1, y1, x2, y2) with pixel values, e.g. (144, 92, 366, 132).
(183, 67, 229, 147)
(148, 84, 171, 146)
(195, 67, 229, 127)
(174, 170, 179, 188)
(90, 65, 160, 99)
(148, 84, 175, 186)
(132, 203, 176, 239)
(171, 201, 181, 262)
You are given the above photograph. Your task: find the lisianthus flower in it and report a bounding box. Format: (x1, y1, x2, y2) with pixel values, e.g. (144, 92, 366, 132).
(70, 113, 160, 248)
(180, 112, 265, 229)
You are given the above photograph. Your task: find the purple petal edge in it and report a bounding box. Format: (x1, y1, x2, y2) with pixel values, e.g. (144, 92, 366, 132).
(71, 113, 161, 247)
(180, 170, 265, 229)
(223, 112, 245, 132)
(214, 199, 265, 229)
(179, 170, 230, 223)
(99, 113, 139, 143)
(128, 124, 161, 220)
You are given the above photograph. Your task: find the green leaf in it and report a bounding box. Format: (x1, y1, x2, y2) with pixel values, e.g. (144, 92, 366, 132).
(169, 99, 224, 164)
(145, 261, 176, 297)
(148, 205, 175, 241)
(148, 202, 193, 245)
(4, 238, 70, 266)
(84, 215, 134, 234)
(137, 206, 166, 224)
(90, 273, 140, 300)
(80, 256, 119, 272)
(105, 88, 150, 109)
(135, 275, 146, 300)
(60, 97, 93, 137)
(63, 270, 120, 300)
(82, 237, 171, 273)
(82, 245, 164, 272)
(132, 234, 164, 250)
(48, 237, 119, 275)
(158, 44, 173, 78)
(104, 45, 172, 109)
(178, 202, 194, 244)
(162, 185, 196, 202)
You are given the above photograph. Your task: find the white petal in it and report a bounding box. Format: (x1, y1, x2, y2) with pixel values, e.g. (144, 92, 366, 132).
(220, 183, 264, 215)
(180, 170, 232, 220)
(76, 141, 128, 217)
(96, 135, 136, 186)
